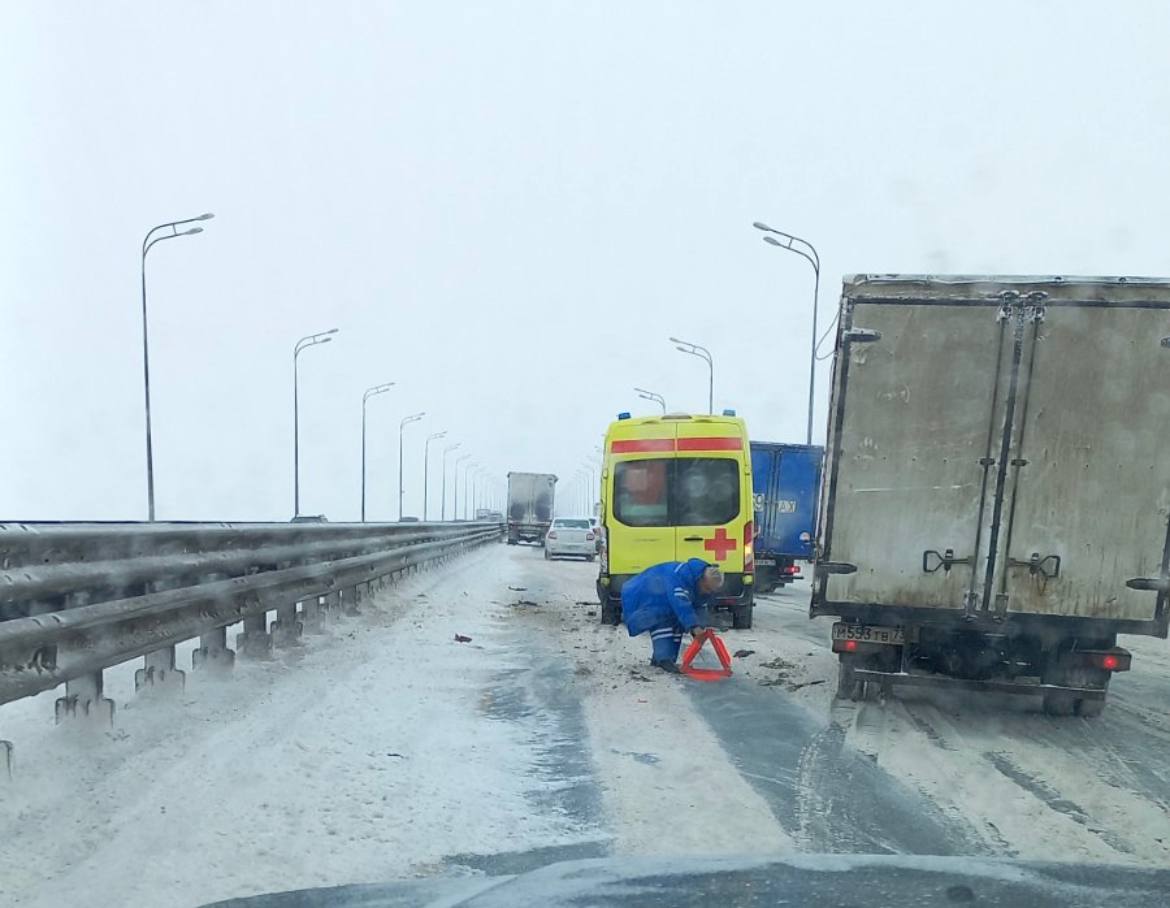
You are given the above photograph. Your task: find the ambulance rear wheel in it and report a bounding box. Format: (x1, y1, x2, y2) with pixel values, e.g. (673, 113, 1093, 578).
(731, 602, 753, 629)
(600, 598, 621, 626)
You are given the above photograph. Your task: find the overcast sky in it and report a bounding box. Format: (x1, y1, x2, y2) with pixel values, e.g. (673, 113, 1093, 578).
(2, 1, 1168, 522)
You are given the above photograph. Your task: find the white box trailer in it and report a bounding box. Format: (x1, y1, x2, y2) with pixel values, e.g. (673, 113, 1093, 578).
(506, 472, 557, 544)
(813, 275, 1170, 715)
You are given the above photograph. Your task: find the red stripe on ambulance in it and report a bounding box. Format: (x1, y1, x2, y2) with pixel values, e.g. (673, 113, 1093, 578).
(610, 438, 676, 453)
(676, 436, 743, 451)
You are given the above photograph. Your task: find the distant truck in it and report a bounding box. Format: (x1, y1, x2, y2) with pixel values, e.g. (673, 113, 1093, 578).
(506, 472, 557, 544)
(814, 275, 1170, 716)
(750, 441, 823, 592)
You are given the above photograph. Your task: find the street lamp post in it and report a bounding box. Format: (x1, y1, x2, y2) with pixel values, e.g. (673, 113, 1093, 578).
(398, 412, 425, 520)
(754, 220, 821, 445)
(634, 386, 666, 413)
(140, 212, 214, 520)
(581, 464, 597, 515)
(669, 337, 714, 414)
(460, 460, 477, 519)
(361, 382, 395, 522)
(441, 442, 461, 520)
(423, 430, 447, 520)
(294, 328, 339, 518)
(454, 454, 471, 521)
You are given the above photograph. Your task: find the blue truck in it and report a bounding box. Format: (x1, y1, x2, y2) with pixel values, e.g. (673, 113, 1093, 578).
(750, 441, 823, 592)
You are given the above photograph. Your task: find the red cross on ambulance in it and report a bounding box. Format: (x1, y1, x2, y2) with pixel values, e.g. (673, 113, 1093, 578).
(703, 527, 737, 561)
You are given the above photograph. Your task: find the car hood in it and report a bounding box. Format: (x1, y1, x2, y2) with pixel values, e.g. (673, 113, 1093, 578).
(201, 853, 1170, 908)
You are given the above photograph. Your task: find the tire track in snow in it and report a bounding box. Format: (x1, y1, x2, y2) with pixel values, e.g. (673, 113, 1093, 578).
(983, 752, 1130, 853)
(687, 676, 983, 856)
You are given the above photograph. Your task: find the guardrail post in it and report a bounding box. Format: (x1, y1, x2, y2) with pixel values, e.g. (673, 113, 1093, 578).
(135, 645, 185, 693)
(54, 671, 115, 725)
(238, 610, 273, 659)
(300, 595, 323, 634)
(320, 590, 341, 623)
(272, 602, 303, 648)
(342, 585, 361, 616)
(193, 626, 235, 671)
(0, 739, 11, 779)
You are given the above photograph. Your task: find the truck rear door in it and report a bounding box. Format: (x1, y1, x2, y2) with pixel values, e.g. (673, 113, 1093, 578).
(773, 447, 822, 559)
(989, 302, 1170, 623)
(818, 278, 1170, 634)
(818, 298, 1007, 612)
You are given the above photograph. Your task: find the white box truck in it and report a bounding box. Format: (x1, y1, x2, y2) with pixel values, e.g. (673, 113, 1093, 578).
(814, 275, 1170, 716)
(506, 472, 557, 545)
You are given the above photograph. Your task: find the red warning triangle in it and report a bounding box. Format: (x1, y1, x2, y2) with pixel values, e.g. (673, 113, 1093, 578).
(681, 630, 733, 681)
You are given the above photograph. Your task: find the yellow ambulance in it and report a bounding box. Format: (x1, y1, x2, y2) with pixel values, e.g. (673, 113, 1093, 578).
(597, 411, 756, 628)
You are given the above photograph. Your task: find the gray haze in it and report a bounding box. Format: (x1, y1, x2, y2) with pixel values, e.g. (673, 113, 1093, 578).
(2, 2, 1167, 521)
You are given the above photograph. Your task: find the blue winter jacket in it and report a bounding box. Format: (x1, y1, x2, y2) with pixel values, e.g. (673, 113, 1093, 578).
(621, 558, 714, 636)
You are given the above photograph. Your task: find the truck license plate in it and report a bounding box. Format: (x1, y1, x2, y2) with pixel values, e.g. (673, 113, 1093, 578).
(832, 622, 904, 645)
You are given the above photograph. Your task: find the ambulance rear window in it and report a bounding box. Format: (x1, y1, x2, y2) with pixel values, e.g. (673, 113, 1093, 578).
(613, 460, 670, 526)
(675, 458, 739, 525)
(613, 458, 739, 527)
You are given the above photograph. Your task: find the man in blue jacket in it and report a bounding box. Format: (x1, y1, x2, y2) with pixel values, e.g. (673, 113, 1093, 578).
(621, 558, 723, 673)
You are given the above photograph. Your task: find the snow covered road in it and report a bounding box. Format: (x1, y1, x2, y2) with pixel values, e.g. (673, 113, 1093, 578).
(2, 543, 1168, 906)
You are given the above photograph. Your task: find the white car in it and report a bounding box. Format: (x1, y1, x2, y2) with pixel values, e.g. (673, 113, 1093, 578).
(544, 518, 596, 561)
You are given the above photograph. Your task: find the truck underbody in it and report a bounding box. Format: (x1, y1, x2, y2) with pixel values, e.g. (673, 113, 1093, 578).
(507, 522, 549, 545)
(755, 555, 805, 592)
(816, 602, 1149, 716)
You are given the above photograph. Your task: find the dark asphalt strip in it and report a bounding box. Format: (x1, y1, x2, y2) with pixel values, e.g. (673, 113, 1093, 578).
(685, 676, 986, 856)
(443, 644, 609, 875)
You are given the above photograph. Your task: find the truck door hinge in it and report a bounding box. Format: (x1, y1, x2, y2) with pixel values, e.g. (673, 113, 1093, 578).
(922, 548, 972, 574)
(993, 593, 1009, 617)
(1023, 291, 1048, 322)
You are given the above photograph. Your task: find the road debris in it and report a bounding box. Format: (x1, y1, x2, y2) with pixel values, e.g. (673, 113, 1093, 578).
(454, 634, 472, 643)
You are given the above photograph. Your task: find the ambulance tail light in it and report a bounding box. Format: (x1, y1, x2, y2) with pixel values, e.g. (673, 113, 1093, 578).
(743, 521, 754, 573)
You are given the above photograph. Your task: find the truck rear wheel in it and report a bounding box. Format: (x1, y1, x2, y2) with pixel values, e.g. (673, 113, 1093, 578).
(1042, 658, 1109, 717)
(836, 656, 866, 701)
(1042, 692, 1077, 716)
(1076, 698, 1105, 718)
(731, 602, 754, 629)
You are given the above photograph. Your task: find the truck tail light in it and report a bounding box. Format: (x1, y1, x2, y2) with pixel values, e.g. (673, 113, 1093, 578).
(783, 564, 800, 575)
(743, 521, 754, 573)
(1076, 649, 1131, 672)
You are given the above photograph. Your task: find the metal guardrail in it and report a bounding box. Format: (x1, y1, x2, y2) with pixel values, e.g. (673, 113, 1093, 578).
(0, 520, 501, 769)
